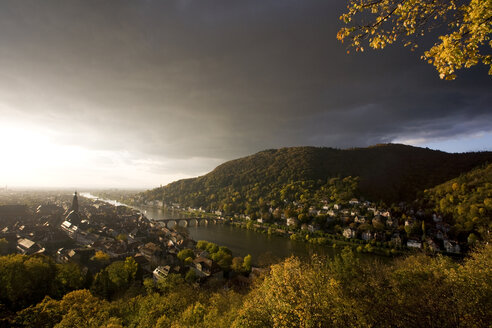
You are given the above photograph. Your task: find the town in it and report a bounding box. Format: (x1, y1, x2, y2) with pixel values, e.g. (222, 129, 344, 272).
(0, 190, 253, 287)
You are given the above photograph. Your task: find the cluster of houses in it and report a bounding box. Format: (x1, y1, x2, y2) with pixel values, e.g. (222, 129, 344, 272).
(214, 197, 462, 254)
(0, 201, 67, 255)
(138, 195, 464, 254)
(0, 191, 230, 282)
(302, 199, 461, 253)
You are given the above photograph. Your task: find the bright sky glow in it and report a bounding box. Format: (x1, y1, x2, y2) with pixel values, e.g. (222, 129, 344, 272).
(0, 121, 217, 189)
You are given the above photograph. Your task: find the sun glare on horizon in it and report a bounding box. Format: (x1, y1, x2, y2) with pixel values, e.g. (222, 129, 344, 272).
(0, 122, 194, 189)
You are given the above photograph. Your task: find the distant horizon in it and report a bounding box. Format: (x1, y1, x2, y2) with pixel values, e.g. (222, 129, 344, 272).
(2, 142, 491, 191)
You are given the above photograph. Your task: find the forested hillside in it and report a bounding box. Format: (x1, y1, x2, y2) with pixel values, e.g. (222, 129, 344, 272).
(420, 163, 492, 240)
(142, 144, 492, 212)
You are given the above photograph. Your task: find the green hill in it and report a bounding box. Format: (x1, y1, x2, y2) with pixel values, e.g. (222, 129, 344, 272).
(420, 163, 492, 240)
(142, 144, 492, 213)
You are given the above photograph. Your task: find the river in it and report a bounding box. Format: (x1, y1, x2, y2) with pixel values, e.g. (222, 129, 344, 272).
(81, 193, 376, 264)
(132, 205, 347, 263)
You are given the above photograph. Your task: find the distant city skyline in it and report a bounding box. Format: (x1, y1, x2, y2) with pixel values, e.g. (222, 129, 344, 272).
(0, 0, 490, 189)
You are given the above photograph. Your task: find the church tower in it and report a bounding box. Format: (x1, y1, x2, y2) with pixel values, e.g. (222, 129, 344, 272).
(71, 191, 79, 212)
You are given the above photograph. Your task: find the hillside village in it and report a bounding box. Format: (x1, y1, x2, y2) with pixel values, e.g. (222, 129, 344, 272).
(139, 196, 464, 255)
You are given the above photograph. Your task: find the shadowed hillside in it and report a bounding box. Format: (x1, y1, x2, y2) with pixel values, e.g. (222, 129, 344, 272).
(419, 163, 492, 240)
(143, 144, 492, 210)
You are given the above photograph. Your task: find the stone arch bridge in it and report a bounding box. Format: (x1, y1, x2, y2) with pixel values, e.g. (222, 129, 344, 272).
(160, 217, 217, 228)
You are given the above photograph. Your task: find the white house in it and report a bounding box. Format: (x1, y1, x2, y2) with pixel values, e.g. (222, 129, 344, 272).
(286, 218, 298, 227)
(153, 265, 171, 281)
(343, 228, 356, 239)
(407, 239, 422, 248)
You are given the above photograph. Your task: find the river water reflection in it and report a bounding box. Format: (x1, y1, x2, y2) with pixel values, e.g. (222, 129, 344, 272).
(138, 206, 344, 263)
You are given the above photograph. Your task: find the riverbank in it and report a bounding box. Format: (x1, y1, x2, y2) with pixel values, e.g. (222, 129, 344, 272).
(130, 202, 403, 258)
(227, 219, 404, 257)
(136, 203, 464, 259)
(121, 202, 402, 261)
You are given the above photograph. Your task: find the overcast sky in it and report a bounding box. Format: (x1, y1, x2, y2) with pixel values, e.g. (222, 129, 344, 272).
(0, 0, 491, 189)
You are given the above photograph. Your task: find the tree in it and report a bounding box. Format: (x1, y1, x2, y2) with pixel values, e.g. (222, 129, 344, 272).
(233, 256, 359, 328)
(124, 257, 139, 282)
(56, 290, 112, 327)
(91, 270, 114, 299)
(91, 251, 110, 264)
(0, 238, 8, 255)
(217, 254, 233, 271)
(329, 247, 361, 284)
(358, 223, 372, 232)
(246, 221, 254, 230)
(115, 234, 127, 241)
(55, 263, 85, 297)
(467, 232, 478, 245)
(284, 207, 297, 219)
(231, 257, 244, 273)
(177, 249, 195, 262)
(0, 254, 58, 310)
(14, 296, 63, 328)
(106, 258, 138, 291)
(242, 255, 252, 273)
(91, 257, 139, 298)
(196, 240, 209, 250)
(404, 224, 412, 237)
(297, 213, 309, 223)
(219, 246, 232, 255)
(337, 0, 492, 79)
(177, 302, 207, 327)
(211, 249, 233, 271)
(156, 273, 185, 293)
(143, 278, 156, 294)
(185, 269, 198, 283)
(206, 242, 219, 254)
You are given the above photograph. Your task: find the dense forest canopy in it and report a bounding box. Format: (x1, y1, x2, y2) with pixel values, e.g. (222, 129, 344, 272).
(142, 144, 492, 213)
(2, 243, 491, 327)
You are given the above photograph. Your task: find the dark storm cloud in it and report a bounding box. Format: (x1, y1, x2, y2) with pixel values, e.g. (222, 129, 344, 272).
(0, 0, 490, 163)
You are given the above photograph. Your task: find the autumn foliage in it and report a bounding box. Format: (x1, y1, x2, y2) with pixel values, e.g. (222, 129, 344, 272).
(1, 243, 490, 327)
(337, 0, 492, 79)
